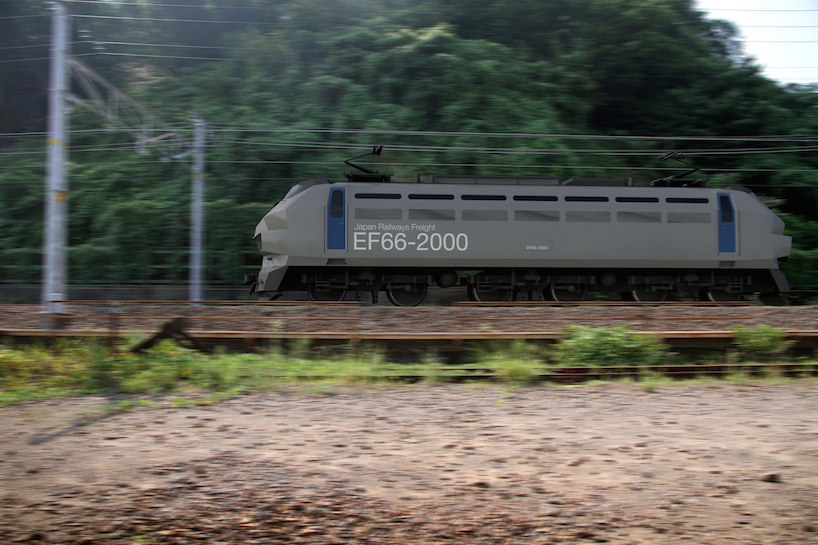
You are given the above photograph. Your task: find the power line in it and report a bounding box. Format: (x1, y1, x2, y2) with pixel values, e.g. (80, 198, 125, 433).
(214, 138, 818, 157)
(0, 56, 49, 64)
(0, 43, 50, 51)
(70, 13, 280, 25)
(0, 14, 47, 20)
(79, 40, 254, 51)
(206, 126, 818, 143)
(0, 127, 188, 138)
(90, 51, 241, 62)
(3, 126, 817, 143)
(80, 50, 818, 73)
(64, 0, 263, 9)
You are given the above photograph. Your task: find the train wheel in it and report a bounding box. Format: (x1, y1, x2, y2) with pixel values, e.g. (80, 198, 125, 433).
(467, 284, 512, 302)
(549, 284, 589, 302)
(702, 288, 744, 302)
(630, 287, 670, 302)
(307, 285, 346, 301)
(386, 283, 428, 306)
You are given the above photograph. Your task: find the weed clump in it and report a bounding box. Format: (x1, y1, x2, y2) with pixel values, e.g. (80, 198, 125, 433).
(553, 325, 668, 367)
(732, 325, 794, 362)
(477, 340, 546, 384)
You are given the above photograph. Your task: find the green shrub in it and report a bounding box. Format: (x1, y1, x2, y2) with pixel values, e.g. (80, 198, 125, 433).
(553, 325, 668, 367)
(732, 325, 794, 362)
(478, 340, 546, 383)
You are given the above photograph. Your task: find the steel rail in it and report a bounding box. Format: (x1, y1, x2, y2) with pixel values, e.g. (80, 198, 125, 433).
(443, 300, 753, 306)
(3, 329, 818, 341)
(458, 316, 753, 322)
(46, 299, 764, 307)
(49, 300, 358, 306)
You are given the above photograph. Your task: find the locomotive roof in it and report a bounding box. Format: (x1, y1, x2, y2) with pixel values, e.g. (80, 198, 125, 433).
(424, 175, 634, 186)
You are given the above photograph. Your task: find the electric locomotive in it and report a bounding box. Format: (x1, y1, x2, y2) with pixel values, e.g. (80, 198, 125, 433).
(251, 158, 791, 305)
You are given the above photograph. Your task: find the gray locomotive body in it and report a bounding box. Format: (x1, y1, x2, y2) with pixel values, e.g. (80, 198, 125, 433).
(253, 175, 791, 304)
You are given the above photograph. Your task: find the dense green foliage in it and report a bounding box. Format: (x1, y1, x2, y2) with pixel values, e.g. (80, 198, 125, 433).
(1, 0, 816, 287)
(732, 325, 795, 362)
(553, 325, 668, 367)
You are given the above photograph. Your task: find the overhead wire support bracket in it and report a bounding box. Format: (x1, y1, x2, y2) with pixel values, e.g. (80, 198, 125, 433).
(41, 1, 206, 315)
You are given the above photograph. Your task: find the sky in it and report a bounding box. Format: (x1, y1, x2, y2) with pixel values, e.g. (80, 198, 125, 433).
(697, 0, 818, 84)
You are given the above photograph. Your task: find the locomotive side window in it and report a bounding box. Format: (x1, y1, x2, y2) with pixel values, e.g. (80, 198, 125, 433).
(617, 211, 661, 223)
(566, 211, 611, 222)
(329, 190, 345, 218)
(408, 194, 455, 200)
(565, 196, 609, 202)
(409, 209, 456, 221)
(461, 194, 507, 201)
(515, 210, 560, 222)
(355, 193, 401, 200)
(666, 197, 709, 204)
(668, 212, 711, 223)
(513, 195, 558, 202)
(463, 210, 508, 221)
(616, 197, 659, 203)
(355, 208, 402, 220)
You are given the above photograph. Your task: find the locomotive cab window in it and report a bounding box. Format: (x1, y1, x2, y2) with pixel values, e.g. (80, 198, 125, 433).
(329, 189, 345, 218)
(719, 196, 734, 222)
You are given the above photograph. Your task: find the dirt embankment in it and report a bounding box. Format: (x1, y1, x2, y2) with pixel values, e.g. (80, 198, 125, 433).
(1, 383, 817, 544)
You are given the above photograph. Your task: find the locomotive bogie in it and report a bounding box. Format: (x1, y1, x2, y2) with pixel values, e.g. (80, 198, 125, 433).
(253, 178, 791, 305)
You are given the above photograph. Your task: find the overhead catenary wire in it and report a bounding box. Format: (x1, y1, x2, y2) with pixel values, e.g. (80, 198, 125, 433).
(0, 56, 50, 64)
(64, 0, 263, 8)
(0, 43, 50, 51)
(4, 138, 818, 158)
(0, 14, 48, 20)
(76, 40, 256, 51)
(205, 126, 818, 143)
(3, 127, 817, 143)
(70, 13, 281, 25)
(212, 138, 818, 157)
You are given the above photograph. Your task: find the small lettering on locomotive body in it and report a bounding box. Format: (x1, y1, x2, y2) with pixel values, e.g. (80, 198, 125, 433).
(522, 240, 552, 252)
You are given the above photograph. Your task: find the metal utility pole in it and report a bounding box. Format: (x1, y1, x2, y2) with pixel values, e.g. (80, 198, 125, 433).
(42, 1, 70, 314)
(40, 1, 205, 310)
(189, 116, 206, 302)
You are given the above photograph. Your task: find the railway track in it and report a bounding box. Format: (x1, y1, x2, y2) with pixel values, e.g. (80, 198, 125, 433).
(1, 301, 816, 382)
(1, 300, 816, 360)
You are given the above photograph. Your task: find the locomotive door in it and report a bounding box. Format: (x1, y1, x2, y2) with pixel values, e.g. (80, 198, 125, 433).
(327, 187, 346, 250)
(717, 193, 736, 253)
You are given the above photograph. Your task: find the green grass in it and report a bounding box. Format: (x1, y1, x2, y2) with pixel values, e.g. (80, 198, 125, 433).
(0, 336, 814, 406)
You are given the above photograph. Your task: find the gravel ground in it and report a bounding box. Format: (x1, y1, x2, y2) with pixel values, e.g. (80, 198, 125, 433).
(2, 303, 818, 334)
(1, 383, 817, 544)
